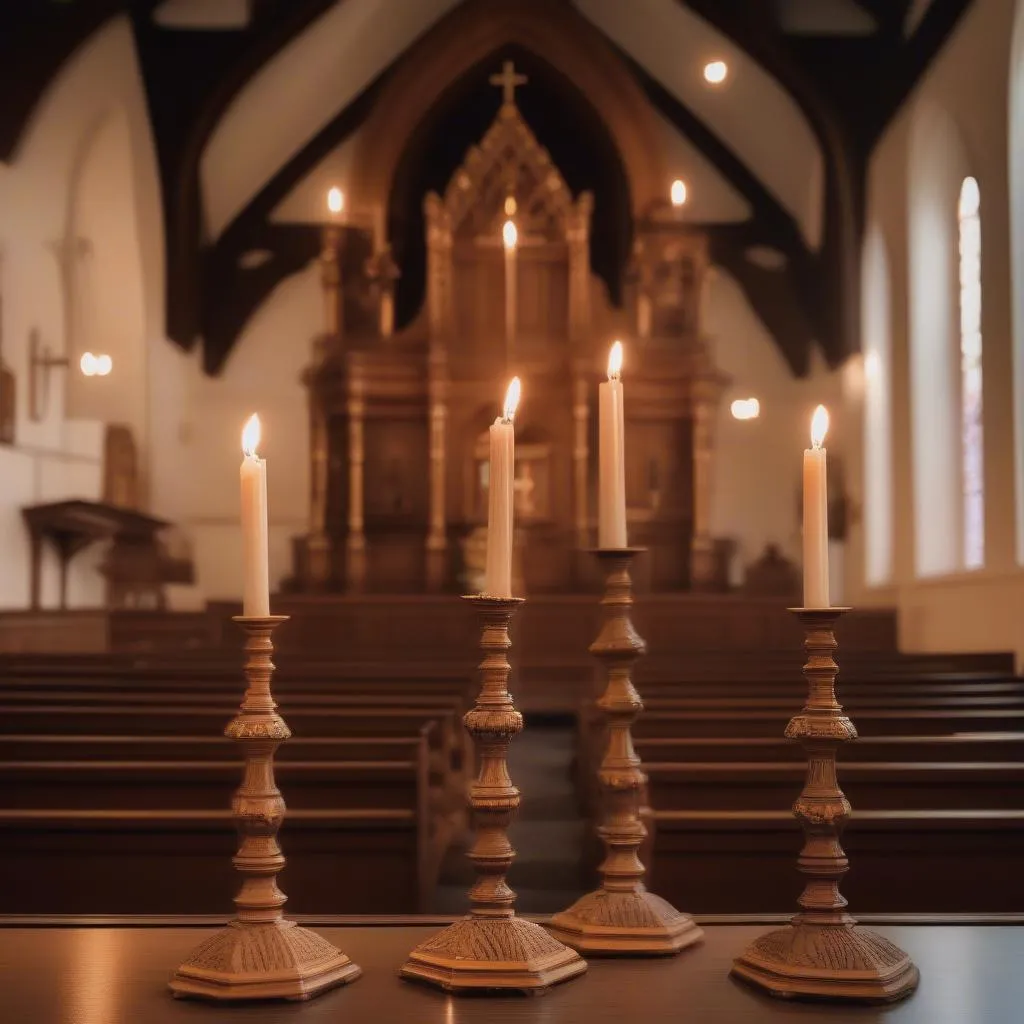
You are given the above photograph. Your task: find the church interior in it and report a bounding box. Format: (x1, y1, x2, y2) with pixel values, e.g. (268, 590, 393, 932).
(2, 0, 1024, 1018)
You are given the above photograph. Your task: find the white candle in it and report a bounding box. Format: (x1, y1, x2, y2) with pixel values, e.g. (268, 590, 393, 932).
(484, 377, 520, 597)
(240, 413, 270, 617)
(803, 404, 830, 608)
(503, 219, 518, 349)
(599, 341, 627, 549)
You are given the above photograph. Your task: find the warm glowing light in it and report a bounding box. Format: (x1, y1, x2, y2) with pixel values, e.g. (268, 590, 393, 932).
(811, 404, 829, 448)
(502, 219, 518, 249)
(95, 354, 112, 376)
(502, 377, 521, 422)
(730, 397, 760, 421)
(242, 413, 261, 458)
(80, 352, 98, 376)
(608, 340, 623, 380)
(670, 179, 688, 207)
(703, 60, 728, 85)
(327, 187, 344, 216)
(504, 195, 517, 216)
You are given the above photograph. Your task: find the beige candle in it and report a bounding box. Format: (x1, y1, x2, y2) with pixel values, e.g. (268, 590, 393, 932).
(503, 219, 517, 350)
(599, 341, 627, 549)
(803, 404, 830, 608)
(240, 413, 270, 617)
(484, 377, 520, 597)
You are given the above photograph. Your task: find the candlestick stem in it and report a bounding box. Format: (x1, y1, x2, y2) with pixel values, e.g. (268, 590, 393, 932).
(731, 608, 919, 1002)
(401, 596, 586, 993)
(549, 549, 702, 955)
(170, 616, 361, 1001)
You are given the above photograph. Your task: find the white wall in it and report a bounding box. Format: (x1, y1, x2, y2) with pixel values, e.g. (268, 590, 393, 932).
(151, 265, 319, 600)
(0, 18, 161, 609)
(707, 269, 844, 584)
(855, 0, 1024, 666)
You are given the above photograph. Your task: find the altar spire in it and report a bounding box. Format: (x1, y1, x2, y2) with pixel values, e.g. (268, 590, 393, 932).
(490, 60, 528, 107)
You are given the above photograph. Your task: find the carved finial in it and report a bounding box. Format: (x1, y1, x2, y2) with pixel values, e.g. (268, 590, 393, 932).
(490, 60, 527, 107)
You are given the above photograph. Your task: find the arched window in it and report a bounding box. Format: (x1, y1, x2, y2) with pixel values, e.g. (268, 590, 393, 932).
(958, 177, 984, 569)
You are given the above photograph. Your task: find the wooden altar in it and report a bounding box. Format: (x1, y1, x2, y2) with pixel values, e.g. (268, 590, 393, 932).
(290, 63, 727, 594)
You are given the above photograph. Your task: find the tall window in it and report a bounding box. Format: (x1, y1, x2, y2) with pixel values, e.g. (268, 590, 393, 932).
(958, 176, 984, 568)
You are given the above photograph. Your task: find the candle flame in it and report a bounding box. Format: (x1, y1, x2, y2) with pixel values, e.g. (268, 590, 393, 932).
(327, 187, 344, 215)
(670, 179, 687, 207)
(608, 340, 623, 380)
(502, 377, 521, 422)
(810, 404, 829, 448)
(242, 413, 261, 458)
(502, 219, 518, 250)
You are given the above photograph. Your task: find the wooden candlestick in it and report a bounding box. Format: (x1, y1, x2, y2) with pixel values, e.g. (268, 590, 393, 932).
(401, 596, 586, 993)
(731, 608, 919, 1002)
(170, 616, 361, 1001)
(549, 549, 702, 955)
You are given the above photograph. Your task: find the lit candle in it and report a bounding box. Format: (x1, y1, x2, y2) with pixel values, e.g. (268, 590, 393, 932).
(503, 219, 518, 349)
(599, 341, 627, 549)
(327, 186, 344, 221)
(240, 413, 270, 617)
(484, 378, 520, 597)
(803, 404, 830, 608)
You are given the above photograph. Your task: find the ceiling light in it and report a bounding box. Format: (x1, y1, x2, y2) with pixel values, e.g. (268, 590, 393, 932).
(703, 60, 728, 85)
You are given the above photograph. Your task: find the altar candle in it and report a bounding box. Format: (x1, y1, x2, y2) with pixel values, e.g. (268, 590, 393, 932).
(503, 219, 518, 347)
(484, 378, 520, 597)
(598, 341, 627, 549)
(803, 404, 830, 608)
(240, 413, 270, 617)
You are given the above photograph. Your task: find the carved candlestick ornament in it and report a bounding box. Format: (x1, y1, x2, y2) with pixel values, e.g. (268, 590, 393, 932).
(549, 549, 702, 955)
(170, 616, 361, 1001)
(401, 596, 586, 993)
(732, 608, 919, 1002)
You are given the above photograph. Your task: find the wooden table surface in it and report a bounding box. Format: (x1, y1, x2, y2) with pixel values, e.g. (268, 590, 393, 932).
(1, 921, 1021, 1023)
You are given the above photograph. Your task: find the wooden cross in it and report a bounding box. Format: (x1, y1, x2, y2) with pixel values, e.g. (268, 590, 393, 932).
(490, 60, 527, 106)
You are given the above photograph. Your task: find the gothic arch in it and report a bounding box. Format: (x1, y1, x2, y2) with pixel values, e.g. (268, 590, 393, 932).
(348, 0, 666, 217)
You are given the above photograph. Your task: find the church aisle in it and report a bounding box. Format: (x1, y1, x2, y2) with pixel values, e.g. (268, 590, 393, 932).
(432, 717, 587, 914)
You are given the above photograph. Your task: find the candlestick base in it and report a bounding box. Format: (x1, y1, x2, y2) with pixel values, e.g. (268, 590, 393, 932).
(731, 921, 920, 1003)
(401, 916, 586, 994)
(547, 889, 702, 956)
(170, 919, 362, 1002)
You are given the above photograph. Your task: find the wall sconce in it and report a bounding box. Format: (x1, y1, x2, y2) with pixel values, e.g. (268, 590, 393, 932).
(29, 330, 113, 421)
(80, 352, 112, 377)
(29, 329, 68, 421)
(730, 397, 760, 421)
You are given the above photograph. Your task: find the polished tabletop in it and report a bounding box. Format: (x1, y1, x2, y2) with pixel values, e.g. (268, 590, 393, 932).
(1, 920, 1021, 1024)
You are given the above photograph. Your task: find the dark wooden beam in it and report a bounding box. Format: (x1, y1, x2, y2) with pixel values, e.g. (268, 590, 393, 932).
(678, 1, 866, 366)
(129, 0, 335, 351)
(0, 1, 129, 160)
(617, 48, 822, 374)
(201, 73, 388, 374)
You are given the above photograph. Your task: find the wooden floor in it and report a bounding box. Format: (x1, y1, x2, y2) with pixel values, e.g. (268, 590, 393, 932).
(1, 921, 1022, 1022)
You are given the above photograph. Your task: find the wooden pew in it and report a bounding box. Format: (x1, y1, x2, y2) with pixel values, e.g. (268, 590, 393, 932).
(649, 809, 1024, 914)
(644, 761, 1024, 811)
(0, 808, 425, 914)
(634, 732, 1024, 764)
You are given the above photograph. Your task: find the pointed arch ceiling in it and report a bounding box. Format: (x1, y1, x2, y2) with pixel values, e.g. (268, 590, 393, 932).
(0, 0, 977, 372)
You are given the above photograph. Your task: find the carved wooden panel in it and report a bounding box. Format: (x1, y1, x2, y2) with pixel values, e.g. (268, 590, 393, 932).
(363, 418, 429, 523)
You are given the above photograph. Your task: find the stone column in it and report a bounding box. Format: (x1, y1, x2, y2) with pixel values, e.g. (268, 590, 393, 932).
(346, 375, 366, 592)
(573, 375, 590, 548)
